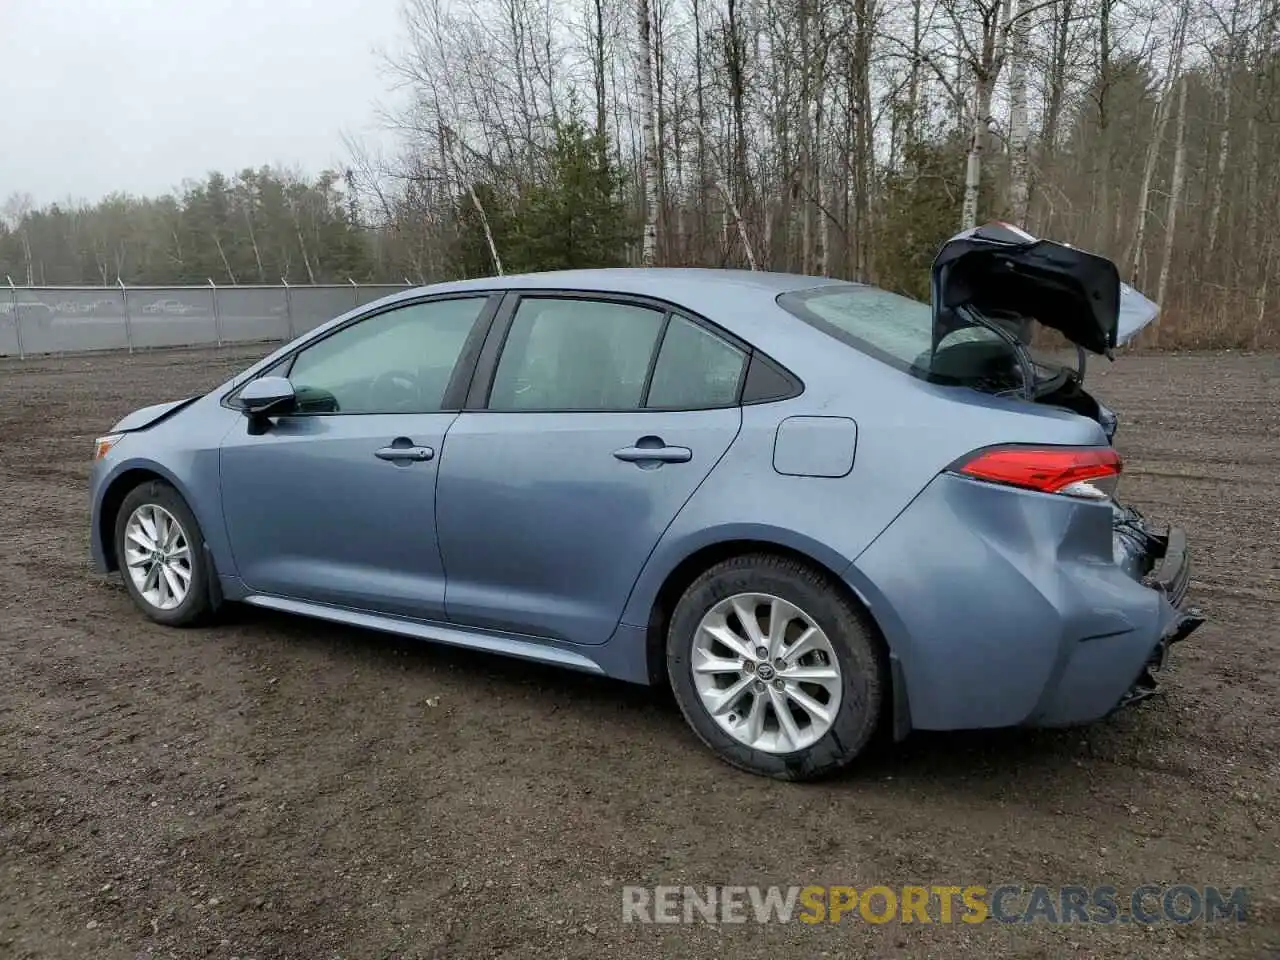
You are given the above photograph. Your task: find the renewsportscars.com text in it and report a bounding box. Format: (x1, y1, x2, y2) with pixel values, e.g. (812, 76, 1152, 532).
(621, 884, 1249, 925)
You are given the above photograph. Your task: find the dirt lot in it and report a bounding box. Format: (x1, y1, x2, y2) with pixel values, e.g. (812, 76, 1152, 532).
(1, 345, 1277, 960)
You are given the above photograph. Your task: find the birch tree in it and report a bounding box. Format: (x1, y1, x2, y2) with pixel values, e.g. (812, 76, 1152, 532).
(637, 0, 660, 265)
(947, 0, 1046, 229)
(1155, 71, 1189, 312)
(1006, 0, 1031, 225)
(1128, 0, 1190, 285)
(1203, 0, 1245, 260)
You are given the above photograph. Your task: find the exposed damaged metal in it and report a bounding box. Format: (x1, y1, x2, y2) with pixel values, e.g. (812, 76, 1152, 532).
(1112, 608, 1206, 714)
(1109, 504, 1205, 714)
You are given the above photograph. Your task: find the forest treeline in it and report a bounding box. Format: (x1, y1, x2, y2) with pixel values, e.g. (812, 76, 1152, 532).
(0, 169, 374, 287)
(4, 0, 1279, 348)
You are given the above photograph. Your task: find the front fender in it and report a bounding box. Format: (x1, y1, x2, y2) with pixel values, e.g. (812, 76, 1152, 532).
(90, 451, 233, 580)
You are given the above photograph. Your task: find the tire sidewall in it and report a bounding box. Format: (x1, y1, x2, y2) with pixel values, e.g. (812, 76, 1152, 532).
(114, 480, 209, 626)
(666, 558, 883, 780)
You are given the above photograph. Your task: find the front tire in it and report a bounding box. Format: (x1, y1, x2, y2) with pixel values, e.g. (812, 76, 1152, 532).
(666, 554, 884, 781)
(114, 480, 211, 627)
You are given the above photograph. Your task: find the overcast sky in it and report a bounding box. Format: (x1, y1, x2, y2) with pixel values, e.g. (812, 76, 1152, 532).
(3, 0, 407, 207)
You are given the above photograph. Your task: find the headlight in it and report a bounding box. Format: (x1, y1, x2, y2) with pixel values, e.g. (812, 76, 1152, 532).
(93, 433, 125, 460)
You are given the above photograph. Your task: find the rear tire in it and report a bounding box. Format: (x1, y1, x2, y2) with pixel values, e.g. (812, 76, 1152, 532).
(666, 553, 884, 781)
(114, 480, 212, 627)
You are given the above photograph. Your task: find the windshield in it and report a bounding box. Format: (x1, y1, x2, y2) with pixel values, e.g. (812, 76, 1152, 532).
(777, 284, 1004, 384)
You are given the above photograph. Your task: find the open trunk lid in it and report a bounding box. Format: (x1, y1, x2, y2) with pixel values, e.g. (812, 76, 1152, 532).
(931, 223, 1159, 357)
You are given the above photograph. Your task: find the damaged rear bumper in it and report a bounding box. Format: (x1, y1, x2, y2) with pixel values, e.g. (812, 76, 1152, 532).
(1110, 525, 1205, 713)
(850, 473, 1207, 733)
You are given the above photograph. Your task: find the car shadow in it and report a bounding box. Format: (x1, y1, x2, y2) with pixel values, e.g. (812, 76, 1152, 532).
(215, 602, 667, 710)
(218, 604, 1123, 796)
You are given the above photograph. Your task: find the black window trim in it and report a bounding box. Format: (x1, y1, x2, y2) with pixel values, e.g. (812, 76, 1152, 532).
(638, 309, 675, 407)
(741, 351, 803, 405)
(464, 288, 803, 414)
(219, 291, 504, 415)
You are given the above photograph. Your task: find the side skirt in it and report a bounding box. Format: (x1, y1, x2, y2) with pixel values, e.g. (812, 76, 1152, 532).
(241, 594, 607, 676)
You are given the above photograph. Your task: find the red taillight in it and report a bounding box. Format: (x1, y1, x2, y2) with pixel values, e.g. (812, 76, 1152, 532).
(951, 445, 1122, 500)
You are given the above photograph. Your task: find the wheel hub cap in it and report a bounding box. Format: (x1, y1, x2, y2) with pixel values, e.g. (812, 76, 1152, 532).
(690, 592, 843, 754)
(123, 504, 193, 611)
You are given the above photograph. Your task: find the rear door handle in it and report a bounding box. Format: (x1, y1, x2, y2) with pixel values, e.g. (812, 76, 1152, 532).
(375, 441, 435, 462)
(613, 439, 692, 464)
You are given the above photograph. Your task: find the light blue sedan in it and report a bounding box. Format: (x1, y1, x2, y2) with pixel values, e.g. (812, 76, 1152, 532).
(88, 224, 1203, 780)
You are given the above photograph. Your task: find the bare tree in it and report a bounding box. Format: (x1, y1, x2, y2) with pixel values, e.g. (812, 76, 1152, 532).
(1155, 70, 1189, 312)
(1128, 0, 1190, 285)
(1204, 0, 1244, 259)
(947, 0, 1050, 229)
(1006, 0, 1031, 225)
(2, 193, 35, 285)
(638, 0, 660, 264)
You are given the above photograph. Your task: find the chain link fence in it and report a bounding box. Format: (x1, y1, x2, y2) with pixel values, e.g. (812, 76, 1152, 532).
(0, 281, 415, 357)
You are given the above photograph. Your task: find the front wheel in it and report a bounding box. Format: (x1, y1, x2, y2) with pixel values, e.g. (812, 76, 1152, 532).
(114, 480, 212, 627)
(666, 554, 884, 781)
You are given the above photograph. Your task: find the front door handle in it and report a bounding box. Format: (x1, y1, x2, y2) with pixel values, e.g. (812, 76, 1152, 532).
(613, 437, 692, 464)
(375, 439, 435, 463)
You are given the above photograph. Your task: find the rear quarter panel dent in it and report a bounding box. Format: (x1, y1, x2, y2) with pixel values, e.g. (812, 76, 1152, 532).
(852, 472, 1156, 729)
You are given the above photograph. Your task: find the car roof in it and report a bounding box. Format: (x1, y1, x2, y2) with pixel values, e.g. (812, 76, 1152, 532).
(402, 267, 847, 310)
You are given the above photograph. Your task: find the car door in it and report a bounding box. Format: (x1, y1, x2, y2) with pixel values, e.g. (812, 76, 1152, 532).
(435, 292, 748, 646)
(218, 293, 498, 620)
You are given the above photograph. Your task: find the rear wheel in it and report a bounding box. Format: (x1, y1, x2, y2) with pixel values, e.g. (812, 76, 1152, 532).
(114, 480, 211, 627)
(666, 554, 884, 781)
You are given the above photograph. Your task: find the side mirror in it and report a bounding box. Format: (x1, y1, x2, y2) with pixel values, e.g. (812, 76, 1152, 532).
(239, 376, 297, 417)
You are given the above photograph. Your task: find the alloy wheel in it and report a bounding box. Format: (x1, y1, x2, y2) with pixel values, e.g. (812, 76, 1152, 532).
(690, 592, 843, 754)
(122, 503, 193, 611)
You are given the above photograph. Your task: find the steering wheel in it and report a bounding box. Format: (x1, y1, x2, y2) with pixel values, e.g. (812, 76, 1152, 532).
(368, 369, 421, 412)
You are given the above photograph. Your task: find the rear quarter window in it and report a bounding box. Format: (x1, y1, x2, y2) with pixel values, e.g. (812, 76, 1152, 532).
(777, 284, 1000, 383)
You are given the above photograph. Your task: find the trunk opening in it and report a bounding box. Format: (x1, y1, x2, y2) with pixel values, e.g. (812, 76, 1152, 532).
(928, 306, 1120, 439)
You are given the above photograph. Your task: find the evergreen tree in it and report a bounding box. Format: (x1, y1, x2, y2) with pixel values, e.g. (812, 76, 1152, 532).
(451, 119, 628, 276)
(872, 137, 970, 301)
(513, 118, 628, 271)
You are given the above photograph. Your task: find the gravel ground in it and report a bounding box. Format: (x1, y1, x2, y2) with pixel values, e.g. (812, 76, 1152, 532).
(1, 345, 1277, 960)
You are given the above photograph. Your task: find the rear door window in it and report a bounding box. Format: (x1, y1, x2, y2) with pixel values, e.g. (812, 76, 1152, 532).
(488, 297, 667, 410)
(645, 315, 747, 409)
